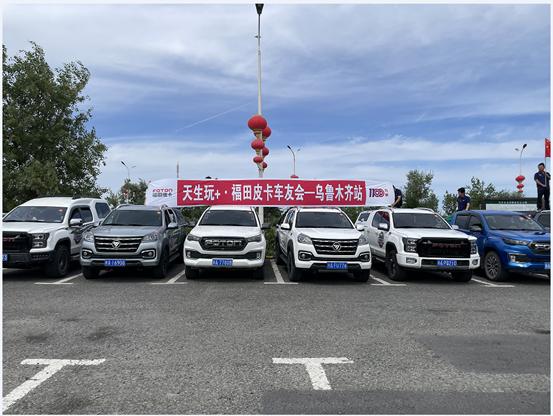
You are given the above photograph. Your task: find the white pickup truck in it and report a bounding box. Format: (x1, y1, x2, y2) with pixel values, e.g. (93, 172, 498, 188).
(2, 197, 111, 277)
(357, 208, 479, 282)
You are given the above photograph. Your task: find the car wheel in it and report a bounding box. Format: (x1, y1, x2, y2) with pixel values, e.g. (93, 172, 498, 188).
(275, 238, 285, 265)
(185, 266, 200, 280)
(44, 244, 70, 278)
(287, 249, 303, 282)
(82, 266, 100, 279)
(152, 248, 169, 279)
(451, 270, 472, 282)
(484, 251, 509, 281)
(386, 249, 407, 281)
(252, 266, 265, 280)
(353, 269, 370, 282)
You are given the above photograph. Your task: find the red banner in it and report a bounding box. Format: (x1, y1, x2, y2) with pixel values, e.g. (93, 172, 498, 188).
(546, 138, 551, 158)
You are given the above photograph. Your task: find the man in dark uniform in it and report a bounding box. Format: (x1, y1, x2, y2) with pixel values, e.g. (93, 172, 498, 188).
(391, 186, 403, 208)
(457, 188, 471, 211)
(534, 163, 550, 210)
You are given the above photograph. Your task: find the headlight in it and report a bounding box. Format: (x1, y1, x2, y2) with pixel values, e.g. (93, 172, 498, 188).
(83, 231, 94, 242)
(502, 238, 529, 246)
(186, 233, 201, 242)
(297, 233, 313, 244)
(470, 240, 478, 254)
(31, 233, 49, 248)
(246, 234, 262, 243)
(142, 232, 159, 242)
(358, 234, 370, 245)
(402, 237, 418, 253)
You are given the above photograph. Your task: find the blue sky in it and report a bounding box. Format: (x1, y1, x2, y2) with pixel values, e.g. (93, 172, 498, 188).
(3, 3, 550, 205)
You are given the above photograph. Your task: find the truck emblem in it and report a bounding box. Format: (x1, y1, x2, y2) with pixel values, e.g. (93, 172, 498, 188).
(112, 240, 121, 248)
(332, 242, 341, 251)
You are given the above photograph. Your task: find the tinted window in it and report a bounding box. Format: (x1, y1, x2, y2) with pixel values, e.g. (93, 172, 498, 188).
(393, 213, 450, 229)
(358, 213, 369, 222)
(454, 214, 470, 229)
(70, 209, 82, 220)
(371, 212, 382, 228)
(468, 215, 482, 228)
(483, 214, 543, 231)
(164, 210, 172, 226)
(286, 210, 295, 226)
(95, 203, 111, 219)
(296, 211, 353, 229)
(199, 210, 257, 227)
(102, 210, 162, 226)
(80, 207, 93, 223)
(537, 214, 550, 228)
(3, 206, 67, 223)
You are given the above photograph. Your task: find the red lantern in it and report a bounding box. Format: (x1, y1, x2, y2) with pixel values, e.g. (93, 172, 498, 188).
(251, 139, 264, 150)
(247, 115, 267, 132)
(262, 126, 271, 139)
(516, 175, 525, 183)
(262, 147, 269, 156)
(253, 155, 264, 164)
(290, 174, 299, 179)
(517, 183, 525, 189)
(262, 161, 268, 169)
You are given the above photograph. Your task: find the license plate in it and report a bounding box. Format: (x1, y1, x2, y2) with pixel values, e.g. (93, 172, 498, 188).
(545, 263, 550, 270)
(212, 259, 233, 267)
(104, 259, 126, 267)
(2, 254, 7, 262)
(326, 262, 348, 270)
(437, 259, 457, 268)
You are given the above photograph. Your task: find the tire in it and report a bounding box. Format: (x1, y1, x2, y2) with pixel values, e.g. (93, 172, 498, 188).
(185, 266, 200, 280)
(451, 270, 472, 282)
(386, 249, 408, 281)
(287, 249, 303, 282)
(252, 267, 265, 280)
(353, 269, 370, 282)
(484, 251, 509, 282)
(177, 241, 185, 263)
(82, 266, 100, 279)
(151, 248, 169, 279)
(275, 238, 285, 265)
(44, 244, 70, 278)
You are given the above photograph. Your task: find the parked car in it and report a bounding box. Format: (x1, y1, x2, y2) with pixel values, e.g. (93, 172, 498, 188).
(183, 206, 268, 279)
(360, 208, 479, 282)
(532, 210, 550, 232)
(451, 210, 550, 281)
(80, 204, 187, 279)
(3, 197, 110, 277)
(275, 207, 371, 282)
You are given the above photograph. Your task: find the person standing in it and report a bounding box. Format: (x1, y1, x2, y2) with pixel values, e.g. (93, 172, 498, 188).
(457, 188, 471, 211)
(391, 186, 403, 208)
(534, 162, 550, 210)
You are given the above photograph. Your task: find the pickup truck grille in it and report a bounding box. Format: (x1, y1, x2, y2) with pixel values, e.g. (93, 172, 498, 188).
(529, 241, 550, 255)
(416, 238, 470, 258)
(311, 239, 359, 255)
(3, 232, 32, 252)
(200, 237, 246, 251)
(94, 236, 142, 253)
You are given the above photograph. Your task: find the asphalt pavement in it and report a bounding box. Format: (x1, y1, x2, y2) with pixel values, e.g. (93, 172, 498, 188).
(2, 260, 550, 414)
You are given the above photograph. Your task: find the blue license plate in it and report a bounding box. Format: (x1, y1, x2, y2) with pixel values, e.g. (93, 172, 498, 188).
(326, 262, 348, 270)
(104, 259, 126, 267)
(545, 263, 550, 270)
(437, 259, 457, 268)
(212, 259, 233, 267)
(2, 254, 7, 262)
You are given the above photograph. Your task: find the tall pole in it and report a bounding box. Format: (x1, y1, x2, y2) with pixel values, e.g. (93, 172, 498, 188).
(255, 3, 264, 224)
(287, 145, 297, 176)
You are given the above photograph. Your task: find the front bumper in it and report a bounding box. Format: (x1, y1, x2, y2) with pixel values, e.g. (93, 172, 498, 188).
(396, 252, 480, 270)
(294, 242, 372, 271)
(183, 240, 266, 269)
(504, 253, 550, 272)
(2, 250, 54, 268)
(79, 240, 162, 268)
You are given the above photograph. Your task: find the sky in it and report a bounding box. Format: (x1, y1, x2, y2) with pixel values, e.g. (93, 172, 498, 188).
(3, 3, 551, 205)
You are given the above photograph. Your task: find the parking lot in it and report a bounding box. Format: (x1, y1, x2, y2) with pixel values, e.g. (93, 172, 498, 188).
(3, 261, 550, 414)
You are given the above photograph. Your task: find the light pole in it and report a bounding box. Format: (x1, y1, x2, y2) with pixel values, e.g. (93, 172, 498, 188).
(514, 144, 527, 175)
(120, 161, 136, 204)
(514, 144, 527, 196)
(255, 3, 264, 223)
(287, 145, 300, 178)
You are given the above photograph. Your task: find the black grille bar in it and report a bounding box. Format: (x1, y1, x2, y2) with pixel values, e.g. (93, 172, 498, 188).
(311, 239, 359, 255)
(200, 237, 246, 251)
(416, 238, 471, 258)
(3, 232, 32, 252)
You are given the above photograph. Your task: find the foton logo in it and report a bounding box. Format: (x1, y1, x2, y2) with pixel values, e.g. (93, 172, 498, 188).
(153, 188, 174, 193)
(367, 188, 389, 198)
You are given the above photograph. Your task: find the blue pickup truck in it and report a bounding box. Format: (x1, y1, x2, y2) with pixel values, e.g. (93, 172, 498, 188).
(450, 210, 550, 281)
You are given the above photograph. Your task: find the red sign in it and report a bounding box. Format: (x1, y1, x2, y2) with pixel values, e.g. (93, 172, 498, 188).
(546, 138, 551, 158)
(176, 179, 369, 206)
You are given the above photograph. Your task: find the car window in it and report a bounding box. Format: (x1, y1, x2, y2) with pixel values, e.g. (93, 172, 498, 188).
(69, 209, 82, 221)
(174, 209, 185, 224)
(468, 215, 482, 228)
(102, 209, 163, 226)
(199, 210, 257, 227)
(358, 212, 369, 222)
(80, 207, 93, 223)
(286, 210, 296, 226)
(296, 211, 353, 229)
(454, 214, 470, 229)
(277, 210, 288, 225)
(3, 206, 67, 223)
(371, 212, 382, 228)
(95, 202, 111, 219)
(483, 214, 543, 231)
(164, 210, 172, 226)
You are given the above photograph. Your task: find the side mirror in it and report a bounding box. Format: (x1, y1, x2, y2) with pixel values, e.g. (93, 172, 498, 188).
(167, 222, 178, 230)
(261, 222, 270, 230)
(356, 224, 365, 232)
(469, 224, 483, 232)
(377, 222, 389, 231)
(281, 223, 291, 231)
(451, 224, 460, 230)
(69, 218, 83, 227)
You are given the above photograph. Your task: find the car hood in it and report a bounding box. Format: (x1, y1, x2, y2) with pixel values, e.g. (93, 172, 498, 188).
(189, 225, 261, 238)
(395, 228, 475, 240)
(93, 225, 161, 237)
(490, 229, 550, 242)
(296, 228, 361, 239)
(2, 222, 64, 234)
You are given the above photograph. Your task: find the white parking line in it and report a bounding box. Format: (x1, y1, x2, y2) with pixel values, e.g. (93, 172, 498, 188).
(3, 358, 105, 412)
(472, 277, 515, 288)
(370, 275, 406, 286)
(151, 269, 187, 284)
(35, 273, 82, 285)
(273, 357, 353, 390)
(265, 260, 298, 285)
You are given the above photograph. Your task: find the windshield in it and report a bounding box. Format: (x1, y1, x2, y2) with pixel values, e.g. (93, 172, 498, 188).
(393, 213, 450, 229)
(484, 214, 543, 231)
(296, 211, 353, 229)
(102, 210, 162, 227)
(3, 206, 67, 223)
(199, 210, 258, 227)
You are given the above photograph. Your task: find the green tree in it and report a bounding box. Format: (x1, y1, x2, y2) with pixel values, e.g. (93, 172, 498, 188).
(443, 177, 521, 213)
(3, 43, 106, 211)
(442, 190, 458, 216)
(106, 179, 149, 207)
(403, 170, 438, 211)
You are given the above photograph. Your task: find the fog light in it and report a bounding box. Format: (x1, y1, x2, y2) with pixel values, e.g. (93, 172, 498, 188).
(406, 257, 417, 264)
(298, 251, 312, 261)
(509, 254, 528, 263)
(256, 251, 262, 260)
(472, 259, 479, 265)
(186, 250, 192, 259)
(141, 249, 156, 259)
(359, 252, 371, 262)
(81, 249, 92, 259)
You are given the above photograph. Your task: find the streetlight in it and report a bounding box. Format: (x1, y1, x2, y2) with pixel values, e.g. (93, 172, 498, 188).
(514, 144, 527, 195)
(287, 145, 300, 178)
(120, 161, 136, 203)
